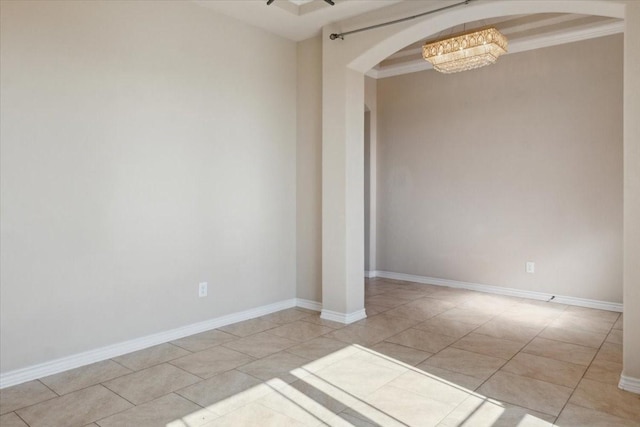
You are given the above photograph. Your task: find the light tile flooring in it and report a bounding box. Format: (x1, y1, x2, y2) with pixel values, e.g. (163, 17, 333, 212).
(1, 278, 639, 426)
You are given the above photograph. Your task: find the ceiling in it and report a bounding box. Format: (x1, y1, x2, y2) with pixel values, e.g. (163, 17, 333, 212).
(372, 12, 623, 78)
(193, 1, 623, 78)
(193, 0, 401, 42)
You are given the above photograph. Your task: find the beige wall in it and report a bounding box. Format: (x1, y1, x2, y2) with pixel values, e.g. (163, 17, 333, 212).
(622, 0, 640, 384)
(376, 35, 623, 302)
(296, 35, 323, 302)
(364, 76, 378, 274)
(0, 0, 297, 372)
(318, 0, 637, 392)
(365, 110, 371, 271)
(321, 29, 366, 316)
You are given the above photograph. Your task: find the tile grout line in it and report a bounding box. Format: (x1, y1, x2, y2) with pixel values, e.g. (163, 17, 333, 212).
(173, 387, 211, 410)
(93, 392, 199, 426)
(375, 289, 493, 362)
(10, 381, 131, 424)
(367, 288, 505, 392)
(36, 379, 60, 397)
(473, 304, 622, 421)
(454, 306, 570, 421)
(14, 411, 31, 427)
(99, 380, 141, 407)
(108, 358, 134, 373)
(6, 280, 628, 426)
(110, 350, 196, 373)
(168, 360, 212, 382)
(377, 281, 629, 422)
(31, 381, 138, 425)
(1, 410, 34, 427)
(96, 361, 209, 411)
(37, 360, 135, 396)
(553, 315, 621, 422)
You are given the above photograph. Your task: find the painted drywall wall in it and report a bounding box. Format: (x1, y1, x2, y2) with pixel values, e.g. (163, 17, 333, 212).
(0, 0, 297, 372)
(320, 0, 637, 392)
(622, 0, 640, 385)
(365, 76, 378, 274)
(376, 34, 623, 302)
(321, 25, 367, 316)
(296, 35, 323, 303)
(365, 110, 371, 272)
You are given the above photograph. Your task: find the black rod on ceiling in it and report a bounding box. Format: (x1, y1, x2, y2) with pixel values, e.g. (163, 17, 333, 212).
(329, 0, 474, 40)
(266, 0, 335, 5)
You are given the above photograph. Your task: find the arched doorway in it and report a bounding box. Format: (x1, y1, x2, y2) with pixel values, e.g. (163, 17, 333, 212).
(320, 0, 639, 393)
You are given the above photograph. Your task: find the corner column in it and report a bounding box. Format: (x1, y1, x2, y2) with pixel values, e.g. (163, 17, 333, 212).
(621, 0, 640, 394)
(321, 31, 366, 323)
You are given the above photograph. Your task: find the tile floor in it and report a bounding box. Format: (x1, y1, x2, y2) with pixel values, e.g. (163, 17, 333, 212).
(1, 278, 639, 426)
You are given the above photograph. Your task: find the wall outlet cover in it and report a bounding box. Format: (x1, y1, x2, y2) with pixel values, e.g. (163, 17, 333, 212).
(198, 282, 208, 297)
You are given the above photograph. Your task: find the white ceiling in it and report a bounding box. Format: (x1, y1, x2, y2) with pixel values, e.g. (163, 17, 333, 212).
(193, 0, 401, 42)
(288, 0, 314, 5)
(372, 12, 623, 78)
(193, 0, 623, 78)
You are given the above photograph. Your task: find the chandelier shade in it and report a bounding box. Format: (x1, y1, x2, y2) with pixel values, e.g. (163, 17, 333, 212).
(422, 27, 508, 74)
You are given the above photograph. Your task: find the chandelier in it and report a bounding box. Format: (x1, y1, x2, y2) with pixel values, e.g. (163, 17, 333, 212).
(422, 27, 508, 74)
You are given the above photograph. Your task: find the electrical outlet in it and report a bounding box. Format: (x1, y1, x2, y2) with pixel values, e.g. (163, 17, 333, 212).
(526, 262, 535, 274)
(198, 282, 208, 297)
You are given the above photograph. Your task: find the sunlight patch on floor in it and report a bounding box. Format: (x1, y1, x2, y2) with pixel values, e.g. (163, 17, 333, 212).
(169, 344, 554, 426)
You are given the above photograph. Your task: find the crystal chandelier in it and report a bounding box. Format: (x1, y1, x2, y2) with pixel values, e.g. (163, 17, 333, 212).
(422, 27, 508, 74)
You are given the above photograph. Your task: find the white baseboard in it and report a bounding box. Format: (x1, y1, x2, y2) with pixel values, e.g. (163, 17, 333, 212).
(364, 271, 376, 278)
(321, 308, 367, 324)
(369, 270, 623, 313)
(296, 298, 322, 312)
(619, 375, 640, 394)
(0, 298, 298, 389)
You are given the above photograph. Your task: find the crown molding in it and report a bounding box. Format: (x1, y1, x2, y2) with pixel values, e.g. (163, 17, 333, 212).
(374, 20, 624, 79)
